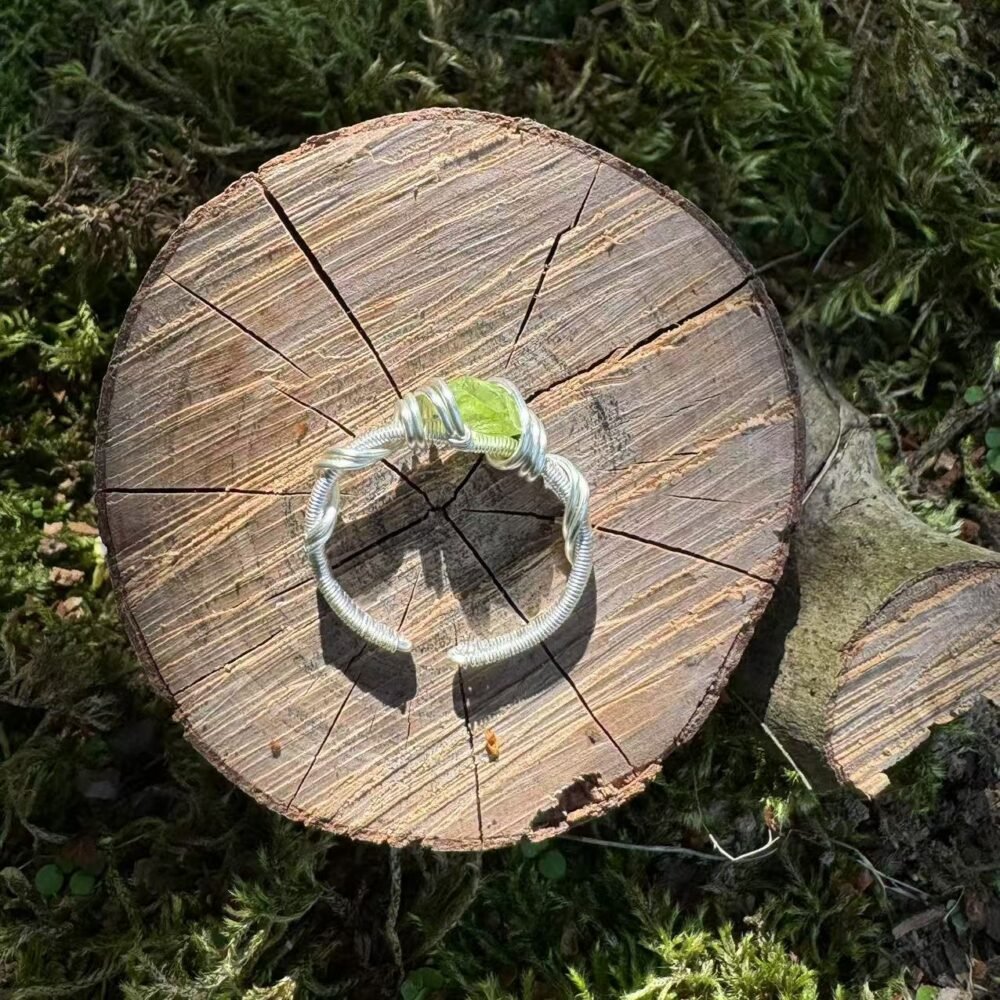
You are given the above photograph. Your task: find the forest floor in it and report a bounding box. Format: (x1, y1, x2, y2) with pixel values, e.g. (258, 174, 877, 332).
(2, 1, 999, 997)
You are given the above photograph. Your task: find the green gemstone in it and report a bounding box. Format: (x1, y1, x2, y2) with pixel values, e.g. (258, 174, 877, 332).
(448, 377, 521, 438)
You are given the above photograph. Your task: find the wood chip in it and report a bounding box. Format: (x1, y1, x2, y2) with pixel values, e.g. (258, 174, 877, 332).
(67, 521, 99, 536)
(55, 595, 85, 618)
(891, 908, 946, 940)
(49, 566, 85, 587)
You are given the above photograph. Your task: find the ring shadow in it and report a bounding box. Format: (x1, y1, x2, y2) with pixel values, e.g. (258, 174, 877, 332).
(452, 572, 597, 724)
(312, 455, 598, 718)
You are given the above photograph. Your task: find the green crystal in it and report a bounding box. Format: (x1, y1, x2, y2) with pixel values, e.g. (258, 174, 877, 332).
(448, 377, 521, 438)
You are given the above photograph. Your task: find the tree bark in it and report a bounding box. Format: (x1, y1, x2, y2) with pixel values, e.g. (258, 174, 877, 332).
(758, 352, 1000, 796)
(95, 109, 801, 849)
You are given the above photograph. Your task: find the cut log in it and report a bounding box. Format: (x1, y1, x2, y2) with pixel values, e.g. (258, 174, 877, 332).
(95, 108, 801, 849)
(755, 352, 1000, 796)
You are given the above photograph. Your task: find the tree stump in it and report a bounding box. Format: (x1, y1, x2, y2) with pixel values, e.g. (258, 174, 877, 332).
(755, 352, 1000, 796)
(96, 109, 801, 849)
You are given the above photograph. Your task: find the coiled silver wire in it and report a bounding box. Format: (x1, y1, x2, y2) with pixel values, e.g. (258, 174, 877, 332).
(303, 377, 593, 667)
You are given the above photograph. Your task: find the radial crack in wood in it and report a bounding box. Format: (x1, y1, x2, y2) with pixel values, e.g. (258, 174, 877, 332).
(165, 273, 312, 377)
(455, 666, 486, 846)
(505, 164, 601, 369)
(443, 509, 634, 777)
(595, 526, 774, 586)
(287, 576, 420, 812)
(99, 486, 311, 497)
(253, 176, 403, 399)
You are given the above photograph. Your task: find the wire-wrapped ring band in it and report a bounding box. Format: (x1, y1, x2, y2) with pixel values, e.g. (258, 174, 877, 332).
(303, 378, 593, 667)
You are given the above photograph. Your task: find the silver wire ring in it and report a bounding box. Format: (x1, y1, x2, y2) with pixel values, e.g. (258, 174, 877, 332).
(303, 378, 593, 667)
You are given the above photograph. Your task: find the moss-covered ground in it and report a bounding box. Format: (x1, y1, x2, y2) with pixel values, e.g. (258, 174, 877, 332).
(2, 1, 999, 996)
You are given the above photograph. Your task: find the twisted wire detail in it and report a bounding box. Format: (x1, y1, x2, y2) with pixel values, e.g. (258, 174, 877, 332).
(303, 378, 593, 667)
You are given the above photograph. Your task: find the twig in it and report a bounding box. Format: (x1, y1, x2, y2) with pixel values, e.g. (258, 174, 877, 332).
(708, 828, 781, 862)
(692, 766, 783, 863)
(853, 0, 874, 40)
(943, 887, 965, 924)
(754, 246, 808, 277)
(812, 219, 860, 275)
(568, 750, 783, 864)
(829, 839, 930, 901)
(564, 832, 782, 864)
(800, 368, 858, 507)
(910, 397, 996, 472)
(385, 848, 403, 976)
(732, 693, 815, 792)
(803, 419, 844, 507)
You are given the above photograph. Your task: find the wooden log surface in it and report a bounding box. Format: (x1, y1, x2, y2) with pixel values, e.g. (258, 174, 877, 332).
(96, 108, 801, 849)
(752, 352, 1000, 797)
